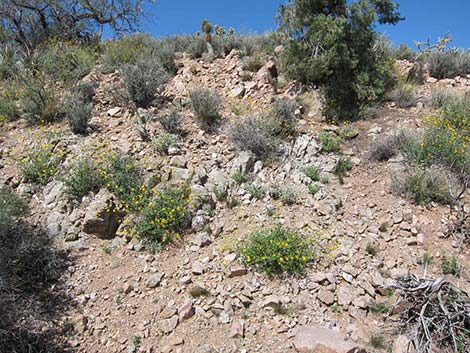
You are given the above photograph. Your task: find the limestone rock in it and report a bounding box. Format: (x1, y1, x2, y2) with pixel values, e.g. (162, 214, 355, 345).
(293, 325, 366, 353)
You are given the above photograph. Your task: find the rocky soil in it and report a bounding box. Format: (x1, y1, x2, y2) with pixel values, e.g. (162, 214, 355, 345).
(0, 52, 469, 353)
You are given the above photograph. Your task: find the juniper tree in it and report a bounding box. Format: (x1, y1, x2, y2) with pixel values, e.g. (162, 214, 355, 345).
(279, 0, 403, 120)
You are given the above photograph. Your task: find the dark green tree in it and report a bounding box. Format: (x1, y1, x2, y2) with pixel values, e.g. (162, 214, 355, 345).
(279, 0, 403, 121)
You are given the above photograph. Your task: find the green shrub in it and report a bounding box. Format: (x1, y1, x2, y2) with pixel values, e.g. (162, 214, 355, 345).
(393, 44, 417, 61)
(307, 184, 320, 195)
(153, 133, 180, 155)
(20, 141, 62, 185)
(392, 168, 454, 205)
(232, 171, 249, 184)
(0, 44, 17, 80)
(430, 89, 470, 110)
(228, 115, 278, 159)
(21, 85, 60, 125)
(239, 225, 315, 276)
(441, 255, 460, 276)
(131, 186, 190, 245)
(319, 132, 341, 153)
(426, 50, 470, 79)
(410, 101, 469, 179)
(156, 108, 183, 135)
(102, 34, 154, 72)
(64, 158, 103, 200)
(279, 1, 400, 120)
(370, 334, 386, 349)
(153, 40, 177, 75)
(334, 157, 353, 184)
(189, 88, 221, 130)
(242, 54, 264, 72)
(188, 36, 207, 59)
(0, 187, 29, 235)
(35, 42, 95, 85)
(0, 93, 18, 122)
(304, 165, 321, 182)
(366, 243, 378, 256)
(272, 98, 298, 137)
(390, 82, 417, 108)
(100, 154, 142, 209)
(246, 184, 265, 200)
(279, 187, 297, 205)
(369, 130, 415, 162)
(63, 92, 92, 134)
(121, 58, 169, 107)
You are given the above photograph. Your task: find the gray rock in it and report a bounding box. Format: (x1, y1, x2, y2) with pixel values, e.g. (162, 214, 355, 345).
(231, 151, 255, 174)
(193, 232, 212, 247)
(191, 214, 210, 232)
(147, 274, 162, 288)
(230, 86, 245, 98)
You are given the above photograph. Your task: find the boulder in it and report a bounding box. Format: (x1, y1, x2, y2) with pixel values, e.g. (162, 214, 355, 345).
(293, 326, 366, 353)
(82, 189, 123, 239)
(231, 151, 255, 174)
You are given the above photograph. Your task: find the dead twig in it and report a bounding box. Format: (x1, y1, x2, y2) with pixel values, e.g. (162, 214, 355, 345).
(391, 275, 470, 353)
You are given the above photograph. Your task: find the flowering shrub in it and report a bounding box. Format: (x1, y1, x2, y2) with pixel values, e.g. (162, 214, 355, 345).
(64, 158, 103, 200)
(98, 154, 144, 211)
(20, 140, 65, 185)
(130, 186, 190, 245)
(238, 225, 315, 276)
(413, 102, 470, 178)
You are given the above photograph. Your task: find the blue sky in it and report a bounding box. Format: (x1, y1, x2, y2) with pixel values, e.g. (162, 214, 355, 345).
(136, 0, 470, 49)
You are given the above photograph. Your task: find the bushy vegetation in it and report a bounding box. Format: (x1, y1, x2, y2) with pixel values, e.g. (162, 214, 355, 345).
(21, 83, 60, 125)
(130, 186, 190, 245)
(390, 82, 417, 108)
(271, 98, 298, 137)
(102, 34, 155, 71)
(0, 92, 18, 122)
(121, 58, 170, 107)
(157, 108, 184, 135)
(392, 168, 454, 205)
(304, 165, 321, 182)
(189, 88, 222, 130)
(369, 130, 413, 161)
(319, 132, 341, 153)
(0, 187, 67, 353)
(153, 132, 180, 155)
(228, 115, 278, 159)
(334, 157, 353, 184)
(426, 49, 470, 79)
(100, 154, 143, 209)
(411, 99, 469, 180)
(63, 91, 93, 134)
(0, 186, 29, 234)
(238, 225, 315, 276)
(64, 158, 103, 200)
(279, 0, 401, 120)
(20, 140, 65, 185)
(441, 255, 460, 276)
(232, 171, 249, 184)
(103, 34, 177, 75)
(35, 42, 96, 86)
(393, 43, 417, 61)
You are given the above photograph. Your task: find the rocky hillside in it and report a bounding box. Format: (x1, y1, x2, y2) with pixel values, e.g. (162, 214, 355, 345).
(0, 49, 469, 353)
